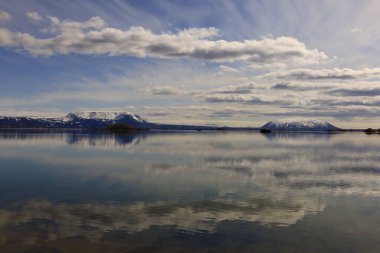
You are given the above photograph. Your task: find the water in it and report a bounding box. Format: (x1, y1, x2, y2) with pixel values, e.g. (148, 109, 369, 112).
(0, 130, 380, 252)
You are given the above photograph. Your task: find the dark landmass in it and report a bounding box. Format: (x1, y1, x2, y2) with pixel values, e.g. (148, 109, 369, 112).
(106, 123, 150, 132)
(364, 128, 380, 134)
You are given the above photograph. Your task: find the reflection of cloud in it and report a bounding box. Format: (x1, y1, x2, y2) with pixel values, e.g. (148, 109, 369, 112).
(0, 198, 325, 243)
(2, 131, 380, 246)
(140, 132, 380, 199)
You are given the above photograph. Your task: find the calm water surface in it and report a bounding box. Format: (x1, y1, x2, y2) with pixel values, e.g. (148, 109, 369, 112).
(0, 130, 380, 252)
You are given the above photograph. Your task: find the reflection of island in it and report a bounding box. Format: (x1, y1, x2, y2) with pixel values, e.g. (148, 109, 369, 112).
(261, 131, 338, 141)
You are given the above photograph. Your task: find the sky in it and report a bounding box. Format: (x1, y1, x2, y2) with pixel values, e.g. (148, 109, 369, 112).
(1, 0, 380, 128)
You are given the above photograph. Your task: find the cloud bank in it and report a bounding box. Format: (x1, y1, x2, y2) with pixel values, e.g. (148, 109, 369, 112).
(2, 8, 380, 126)
(0, 15, 327, 66)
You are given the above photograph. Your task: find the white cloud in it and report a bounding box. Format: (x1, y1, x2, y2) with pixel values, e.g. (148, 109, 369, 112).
(261, 68, 380, 80)
(142, 77, 380, 121)
(0, 28, 13, 45)
(210, 82, 263, 94)
(0, 16, 327, 66)
(26, 11, 43, 22)
(219, 65, 240, 73)
(350, 27, 363, 34)
(43, 16, 106, 34)
(143, 85, 185, 95)
(0, 10, 11, 22)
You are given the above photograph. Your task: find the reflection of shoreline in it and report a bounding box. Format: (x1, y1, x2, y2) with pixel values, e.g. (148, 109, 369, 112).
(0, 129, 247, 148)
(0, 129, 344, 148)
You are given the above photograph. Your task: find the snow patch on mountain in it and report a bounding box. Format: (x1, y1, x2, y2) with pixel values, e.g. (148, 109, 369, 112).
(262, 118, 339, 131)
(61, 111, 147, 126)
(65, 112, 141, 121)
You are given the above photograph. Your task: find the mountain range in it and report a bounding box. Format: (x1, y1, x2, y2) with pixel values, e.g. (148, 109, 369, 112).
(0, 112, 234, 130)
(0, 112, 342, 132)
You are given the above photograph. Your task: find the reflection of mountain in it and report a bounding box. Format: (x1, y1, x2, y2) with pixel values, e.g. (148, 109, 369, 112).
(65, 132, 147, 148)
(0, 130, 147, 148)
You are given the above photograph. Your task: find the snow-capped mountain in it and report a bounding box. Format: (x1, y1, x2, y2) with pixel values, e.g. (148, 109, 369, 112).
(0, 111, 150, 129)
(64, 112, 145, 122)
(0, 111, 238, 130)
(261, 118, 340, 131)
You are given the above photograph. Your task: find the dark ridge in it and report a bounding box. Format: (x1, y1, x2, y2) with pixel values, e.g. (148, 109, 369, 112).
(260, 129, 272, 133)
(106, 124, 148, 132)
(364, 128, 380, 134)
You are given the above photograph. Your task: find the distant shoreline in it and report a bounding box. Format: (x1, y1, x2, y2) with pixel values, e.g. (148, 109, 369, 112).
(0, 127, 368, 133)
(0, 113, 372, 133)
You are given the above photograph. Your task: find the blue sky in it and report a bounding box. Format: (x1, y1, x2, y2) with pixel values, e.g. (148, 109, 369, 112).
(1, 0, 380, 127)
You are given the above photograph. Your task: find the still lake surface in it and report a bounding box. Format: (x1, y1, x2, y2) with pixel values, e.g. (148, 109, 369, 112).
(0, 130, 380, 252)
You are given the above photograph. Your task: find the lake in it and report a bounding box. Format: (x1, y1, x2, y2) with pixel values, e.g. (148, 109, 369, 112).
(0, 130, 380, 252)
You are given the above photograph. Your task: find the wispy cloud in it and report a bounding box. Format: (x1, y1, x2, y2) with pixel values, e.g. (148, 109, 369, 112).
(262, 68, 380, 80)
(218, 65, 241, 73)
(0, 10, 11, 22)
(143, 86, 186, 95)
(327, 87, 380, 97)
(271, 82, 334, 91)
